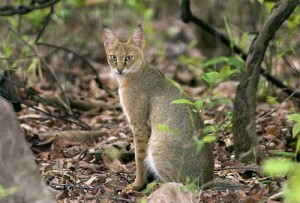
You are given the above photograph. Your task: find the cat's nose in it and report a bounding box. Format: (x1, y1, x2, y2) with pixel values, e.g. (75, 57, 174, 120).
(117, 69, 123, 74)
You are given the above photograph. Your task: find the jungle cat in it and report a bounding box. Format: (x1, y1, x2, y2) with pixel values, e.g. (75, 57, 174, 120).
(102, 24, 214, 191)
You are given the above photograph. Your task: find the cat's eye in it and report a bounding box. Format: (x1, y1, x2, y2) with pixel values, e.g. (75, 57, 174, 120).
(125, 55, 133, 62)
(110, 55, 117, 61)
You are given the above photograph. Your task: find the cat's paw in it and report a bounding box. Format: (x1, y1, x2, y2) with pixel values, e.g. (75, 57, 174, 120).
(121, 181, 146, 194)
(121, 184, 135, 194)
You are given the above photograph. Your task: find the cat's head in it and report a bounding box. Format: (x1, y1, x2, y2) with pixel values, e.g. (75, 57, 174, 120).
(102, 24, 144, 75)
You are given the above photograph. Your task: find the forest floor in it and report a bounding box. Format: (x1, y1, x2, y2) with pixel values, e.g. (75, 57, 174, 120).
(6, 6, 299, 203)
(16, 51, 297, 203)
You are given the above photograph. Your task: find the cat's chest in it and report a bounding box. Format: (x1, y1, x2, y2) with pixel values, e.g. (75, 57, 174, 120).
(118, 88, 131, 122)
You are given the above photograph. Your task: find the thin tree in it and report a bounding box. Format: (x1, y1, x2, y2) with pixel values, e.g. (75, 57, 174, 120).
(232, 0, 299, 163)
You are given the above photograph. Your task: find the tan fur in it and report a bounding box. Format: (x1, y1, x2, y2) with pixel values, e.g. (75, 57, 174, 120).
(102, 24, 214, 190)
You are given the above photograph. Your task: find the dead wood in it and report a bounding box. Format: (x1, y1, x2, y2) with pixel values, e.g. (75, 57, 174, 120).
(40, 93, 114, 111)
(37, 130, 108, 144)
(0, 96, 55, 203)
(232, 0, 298, 163)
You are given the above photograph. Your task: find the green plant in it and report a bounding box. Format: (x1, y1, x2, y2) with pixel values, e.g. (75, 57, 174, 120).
(263, 113, 300, 203)
(184, 176, 198, 193)
(194, 133, 216, 154)
(0, 185, 17, 198)
(266, 96, 279, 106)
(142, 181, 160, 195)
(172, 65, 236, 112)
(263, 158, 300, 203)
(172, 64, 237, 153)
(288, 114, 300, 143)
(202, 56, 244, 71)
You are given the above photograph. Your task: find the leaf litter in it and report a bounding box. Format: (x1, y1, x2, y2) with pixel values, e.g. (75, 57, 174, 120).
(13, 20, 299, 203)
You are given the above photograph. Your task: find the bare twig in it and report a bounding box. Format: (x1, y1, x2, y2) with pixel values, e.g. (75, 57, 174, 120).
(0, 74, 91, 129)
(35, 4, 54, 43)
(2, 22, 73, 115)
(214, 166, 260, 171)
(257, 90, 297, 120)
(283, 55, 300, 77)
(268, 191, 284, 202)
(36, 42, 116, 98)
(0, 0, 60, 16)
(0, 54, 36, 60)
(74, 148, 87, 179)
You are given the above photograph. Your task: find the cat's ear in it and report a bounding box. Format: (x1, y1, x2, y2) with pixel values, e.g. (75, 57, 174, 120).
(128, 24, 144, 48)
(102, 27, 117, 49)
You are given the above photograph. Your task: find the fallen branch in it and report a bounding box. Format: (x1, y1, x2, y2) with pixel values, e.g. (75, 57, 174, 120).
(37, 130, 107, 143)
(40, 93, 116, 111)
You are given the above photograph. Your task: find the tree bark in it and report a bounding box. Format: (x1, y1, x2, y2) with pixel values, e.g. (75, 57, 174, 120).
(0, 96, 55, 203)
(232, 0, 299, 163)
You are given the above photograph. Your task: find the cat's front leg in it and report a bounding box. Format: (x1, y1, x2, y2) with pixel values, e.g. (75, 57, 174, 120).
(131, 124, 150, 191)
(122, 124, 150, 194)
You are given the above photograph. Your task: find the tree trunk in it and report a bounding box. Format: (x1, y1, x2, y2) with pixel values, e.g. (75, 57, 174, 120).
(0, 96, 55, 203)
(232, 0, 298, 163)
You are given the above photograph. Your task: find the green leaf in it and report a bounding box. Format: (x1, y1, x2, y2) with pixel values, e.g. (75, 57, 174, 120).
(272, 151, 296, 158)
(219, 65, 233, 78)
(224, 16, 234, 50)
(0, 185, 17, 197)
(192, 109, 198, 113)
(139, 198, 148, 203)
(171, 99, 194, 105)
(144, 9, 153, 20)
(267, 96, 279, 105)
(179, 55, 202, 67)
(296, 138, 300, 155)
(203, 56, 228, 68)
(287, 114, 300, 122)
(217, 98, 232, 104)
(257, 0, 264, 4)
(263, 158, 295, 177)
(195, 140, 204, 154)
(194, 99, 205, 111)
(287, 15, 300, 30)
(28, 58, 38, 72)
(284, 169, 300, 203)
(208, 97, 232, 108)
(142, 181, 159, 195)
(202, 135, 216, 143)
(155, 124, 171, 132)
(202, 72, 220, 86)
(167, 78, 182, 90)
(227, 57, 245, 70)
(203, 125, 217, 134)
(292, 122, 300, 138)
(155, 124, 179, 135)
